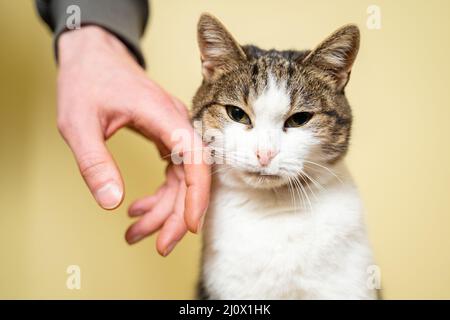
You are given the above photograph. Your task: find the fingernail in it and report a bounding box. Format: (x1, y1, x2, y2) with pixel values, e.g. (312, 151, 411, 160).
(129, 234, 143, 244)
(95, 182, 122, 209)
(163, 241, 178, 257)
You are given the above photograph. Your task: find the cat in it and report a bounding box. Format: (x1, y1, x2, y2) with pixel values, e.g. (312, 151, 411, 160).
(191, 13, 377, 300)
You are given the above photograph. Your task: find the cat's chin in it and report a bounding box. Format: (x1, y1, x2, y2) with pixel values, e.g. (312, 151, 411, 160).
(238, 171, 288, 189)
(215, 166, 289, 189)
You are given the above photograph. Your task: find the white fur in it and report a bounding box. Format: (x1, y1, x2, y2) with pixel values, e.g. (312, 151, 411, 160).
(253, 74, 291, 121)
(211, 75, 318, 188)
(202, 73, 376, 299)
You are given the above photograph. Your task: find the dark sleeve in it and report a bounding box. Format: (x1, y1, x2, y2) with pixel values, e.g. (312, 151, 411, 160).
(35, 0, 149, 67)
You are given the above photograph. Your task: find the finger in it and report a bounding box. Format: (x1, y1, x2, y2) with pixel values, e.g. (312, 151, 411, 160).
(125, 166, 179, 244)
(132, 98, 211, 233)
(125, 183, 178, 244)
(156, 214, 188, 257)
(163, 128, 210, 233)
(157, 120, 210, 233)
(155, 140, 171, 161)
(170, 96, 189, 118)
(128, 183, 166, 217)
(156, 179, 188, 256)
(59, 116, 123, 210)
(180, 133, 211, 234)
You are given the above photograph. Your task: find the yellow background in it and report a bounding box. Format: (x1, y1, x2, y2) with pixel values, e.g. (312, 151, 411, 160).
(1, 0, 449, 299)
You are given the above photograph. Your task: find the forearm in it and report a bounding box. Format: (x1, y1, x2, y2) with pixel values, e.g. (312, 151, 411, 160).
(35, 0, 149, 67)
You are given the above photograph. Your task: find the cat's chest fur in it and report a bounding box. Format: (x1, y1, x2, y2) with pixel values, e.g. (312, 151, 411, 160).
(200, 163, 376, 299)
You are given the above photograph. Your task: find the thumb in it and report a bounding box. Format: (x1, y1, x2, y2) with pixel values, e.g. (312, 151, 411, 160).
(59, 117, 124, 210)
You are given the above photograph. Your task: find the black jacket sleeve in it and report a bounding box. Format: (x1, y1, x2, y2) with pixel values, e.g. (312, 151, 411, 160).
(35, 0, 149, 67)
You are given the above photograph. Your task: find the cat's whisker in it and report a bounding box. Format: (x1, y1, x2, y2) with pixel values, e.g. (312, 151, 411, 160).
(287, 177, 298, 210)
(302, 160, 344, 185)
(291, 177, 304, 212)
(160, 147, 208, 161)
(294, 175, 314, 214)
(279, 158, 341, 184)
(159, 146, 250, 164)
(210, 150, 251, 165)
(288, 175, 309, 213)
(208, 154, 251, 168)
(210, 165, 232, 176)
(299, 172, 318, 201)
(300, 169, 326, 193)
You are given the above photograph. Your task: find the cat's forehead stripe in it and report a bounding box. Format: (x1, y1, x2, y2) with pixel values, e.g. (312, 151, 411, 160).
(252, 72, 291, 120)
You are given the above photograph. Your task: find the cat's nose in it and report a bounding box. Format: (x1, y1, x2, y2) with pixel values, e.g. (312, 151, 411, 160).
(256, 149, 278, 167)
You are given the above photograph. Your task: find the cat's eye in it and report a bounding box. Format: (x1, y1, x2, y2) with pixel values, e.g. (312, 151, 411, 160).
(226, 105, 251, 125)
(284, 112, 313, 128)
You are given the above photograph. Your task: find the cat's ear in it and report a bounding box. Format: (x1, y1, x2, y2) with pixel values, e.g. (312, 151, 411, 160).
(197, 13, 247, 81)
(302, 25, 360, 92)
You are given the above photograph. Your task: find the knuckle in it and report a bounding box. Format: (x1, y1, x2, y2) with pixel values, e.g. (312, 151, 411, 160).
(77, 152, 110, 180)
(56, 116, 70, 136)
(56, 113, 79, 138)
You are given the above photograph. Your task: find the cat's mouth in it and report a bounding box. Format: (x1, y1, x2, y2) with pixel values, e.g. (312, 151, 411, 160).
(239, 170, 287, 189)
(245, 171, 280, 179)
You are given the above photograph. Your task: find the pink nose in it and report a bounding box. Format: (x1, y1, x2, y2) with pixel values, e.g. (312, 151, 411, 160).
(256, 149, 277, 167)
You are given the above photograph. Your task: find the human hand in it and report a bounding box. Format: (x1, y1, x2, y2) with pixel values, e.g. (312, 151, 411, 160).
(57, 26, 210, 256)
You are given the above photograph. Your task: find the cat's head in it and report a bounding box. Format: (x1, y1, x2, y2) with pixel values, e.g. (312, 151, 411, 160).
(192, 14, 360, 189)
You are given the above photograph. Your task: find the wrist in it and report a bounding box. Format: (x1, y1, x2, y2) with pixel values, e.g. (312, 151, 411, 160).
(58, 25, 131, 65)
